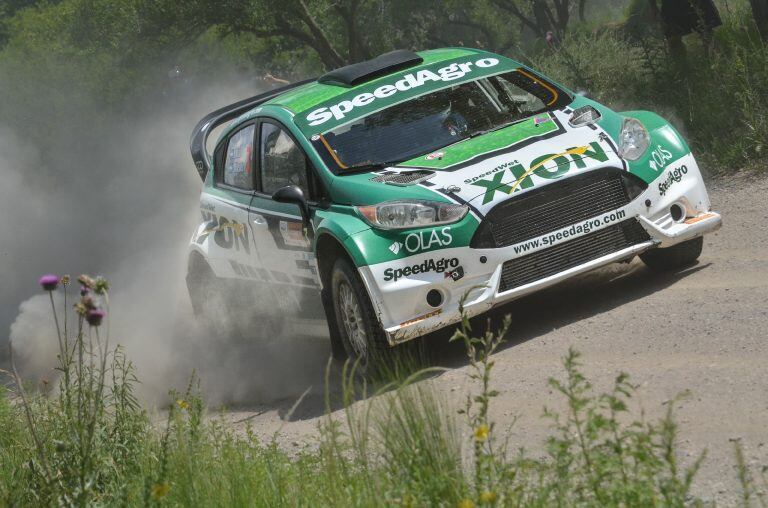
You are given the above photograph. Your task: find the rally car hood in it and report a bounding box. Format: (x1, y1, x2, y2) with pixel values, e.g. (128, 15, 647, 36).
(393, 108, 626, 216)
(327, 108, 627, 215)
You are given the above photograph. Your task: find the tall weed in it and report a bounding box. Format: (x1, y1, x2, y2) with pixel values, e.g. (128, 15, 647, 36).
(1, 274, 760, 506)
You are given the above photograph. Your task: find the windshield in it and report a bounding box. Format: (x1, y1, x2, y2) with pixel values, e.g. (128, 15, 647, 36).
(312, 69, 570, 173)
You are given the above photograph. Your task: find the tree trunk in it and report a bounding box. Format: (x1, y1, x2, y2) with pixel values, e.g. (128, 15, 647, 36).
(751, 0, 768, 39)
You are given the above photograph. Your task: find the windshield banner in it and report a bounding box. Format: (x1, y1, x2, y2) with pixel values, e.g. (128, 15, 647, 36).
(295, 55, 518, 136)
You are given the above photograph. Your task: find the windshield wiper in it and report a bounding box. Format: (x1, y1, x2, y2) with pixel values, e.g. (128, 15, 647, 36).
(467, 118, 524, 139)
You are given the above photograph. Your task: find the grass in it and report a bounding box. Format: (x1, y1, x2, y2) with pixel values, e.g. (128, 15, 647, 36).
(1, 275, 764, 506)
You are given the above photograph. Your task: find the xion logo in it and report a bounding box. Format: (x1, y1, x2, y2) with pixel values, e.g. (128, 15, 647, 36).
(198, 212, 250, 254)
(306, 57, 500, 127)
(383, 257, 459, 282)
(470, 142, 609, 204)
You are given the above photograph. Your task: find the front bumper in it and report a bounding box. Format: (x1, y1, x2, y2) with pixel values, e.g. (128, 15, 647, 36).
(357, 154, 722, 346)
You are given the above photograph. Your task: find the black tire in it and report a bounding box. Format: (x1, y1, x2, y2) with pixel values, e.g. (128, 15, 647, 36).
(330, 257, 390, 375)
(639, 236, 703, 271)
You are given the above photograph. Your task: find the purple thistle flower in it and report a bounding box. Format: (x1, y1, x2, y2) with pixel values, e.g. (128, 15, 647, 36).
(86, 308, 106, 327)
(38, 274, 60, 291)
(80, 286, 90, 297)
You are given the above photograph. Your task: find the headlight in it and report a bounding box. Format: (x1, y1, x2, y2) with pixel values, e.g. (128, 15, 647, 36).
(618, 117, 650, 161)
(356, 200, 468, 230)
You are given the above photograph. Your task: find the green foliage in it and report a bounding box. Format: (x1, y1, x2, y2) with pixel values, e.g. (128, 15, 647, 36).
(531, 2, 768, 170)
(5, 276, 753, 506)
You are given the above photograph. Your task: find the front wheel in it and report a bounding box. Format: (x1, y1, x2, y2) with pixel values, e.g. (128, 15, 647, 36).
(330, 258, 389, 375)
(639, 236, 703, 271)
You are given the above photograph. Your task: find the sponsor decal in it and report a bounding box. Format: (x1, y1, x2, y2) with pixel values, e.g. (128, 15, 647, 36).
(510, 209, 628, 255)
(470, 142, 609, 205)
(684, 212, 716, 225)
(445, 266, 465, 281)
(279, 220, 309, 248)
(198, 212, 250, 254)
(426, 151, 445, 160)
(398, 227, 453, 254)
(533, 114, 551, 126)
(305, 57, 500, 127)
(463, 159, 519, 185)
(383, 257, 460, 282)
(399, 309, 441, 328)
(649, 145, 672, 171)
(657, 164, 688, 196)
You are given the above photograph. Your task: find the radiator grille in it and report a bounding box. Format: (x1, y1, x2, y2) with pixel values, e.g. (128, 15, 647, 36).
(471, 168, 646, 249)
(498, 219, 651, 292)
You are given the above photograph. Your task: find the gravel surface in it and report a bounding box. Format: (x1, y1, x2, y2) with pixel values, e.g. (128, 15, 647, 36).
(224, 172, 768, 505)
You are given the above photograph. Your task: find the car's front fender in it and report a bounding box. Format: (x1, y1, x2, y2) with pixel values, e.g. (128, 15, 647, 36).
(620, 110, 692, 184)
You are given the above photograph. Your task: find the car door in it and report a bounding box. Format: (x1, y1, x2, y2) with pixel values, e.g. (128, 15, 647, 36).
(200, 122, 260, 280)
(248, 119, 322, 294)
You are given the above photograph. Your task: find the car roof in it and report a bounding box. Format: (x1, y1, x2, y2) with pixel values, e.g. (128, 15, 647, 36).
(263, 47, 500, 115)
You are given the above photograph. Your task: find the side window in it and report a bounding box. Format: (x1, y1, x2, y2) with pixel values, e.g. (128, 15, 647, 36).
(260, 122, 308, 195)
(223, 124, 255, 190)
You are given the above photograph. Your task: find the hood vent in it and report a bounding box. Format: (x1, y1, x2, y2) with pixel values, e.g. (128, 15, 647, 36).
(370, 170, 434, 186)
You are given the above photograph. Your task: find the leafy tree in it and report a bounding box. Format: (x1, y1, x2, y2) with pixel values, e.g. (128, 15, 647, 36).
(485, 0, 587, 42)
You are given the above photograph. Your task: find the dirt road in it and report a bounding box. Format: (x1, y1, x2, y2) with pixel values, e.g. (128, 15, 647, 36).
(225, 172, 768, 504)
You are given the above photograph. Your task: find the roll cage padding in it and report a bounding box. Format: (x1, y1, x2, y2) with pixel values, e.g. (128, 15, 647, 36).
(189, 78, 316, 181)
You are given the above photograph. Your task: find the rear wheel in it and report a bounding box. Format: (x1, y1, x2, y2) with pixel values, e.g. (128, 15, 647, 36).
(330, 258, 389, 375)
(639, 236, 703, 271)
(186, 256, 285, 342)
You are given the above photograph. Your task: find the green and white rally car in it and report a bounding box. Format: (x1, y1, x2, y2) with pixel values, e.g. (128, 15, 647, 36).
(187, 48, 721, 367)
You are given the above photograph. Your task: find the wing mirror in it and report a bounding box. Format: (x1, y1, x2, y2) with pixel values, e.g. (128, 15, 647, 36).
(272, 185, 312, 231)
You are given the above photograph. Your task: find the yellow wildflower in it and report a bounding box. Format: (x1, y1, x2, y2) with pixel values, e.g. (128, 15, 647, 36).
(480, 491, 497, 504)
(474, 424, 489, 442)
(176, 399, 190, 410)
(458, 499, 476, 508)
(151, 482, 170, 500)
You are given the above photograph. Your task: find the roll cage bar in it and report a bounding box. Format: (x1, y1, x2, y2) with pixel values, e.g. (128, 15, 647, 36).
(189, 78, 316, 181)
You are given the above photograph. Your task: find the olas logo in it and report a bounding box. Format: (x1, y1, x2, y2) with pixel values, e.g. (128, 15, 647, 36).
(389, 227, 453, 256)
(306, 57, 500, 127)
(649, 145, 672, 171)
(470, 142, 609, 204)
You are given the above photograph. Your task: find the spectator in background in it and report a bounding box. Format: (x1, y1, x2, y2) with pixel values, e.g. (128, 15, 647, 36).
(262, 72, 290, 88)
(649, 0, 722, 61)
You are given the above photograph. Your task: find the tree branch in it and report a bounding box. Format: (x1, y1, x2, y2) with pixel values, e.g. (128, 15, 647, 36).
(489, 0, 544, 36)
(295, 0, 347, 68)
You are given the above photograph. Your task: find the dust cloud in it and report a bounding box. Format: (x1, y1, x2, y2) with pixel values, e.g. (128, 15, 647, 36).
(1, 77, 331, 406)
